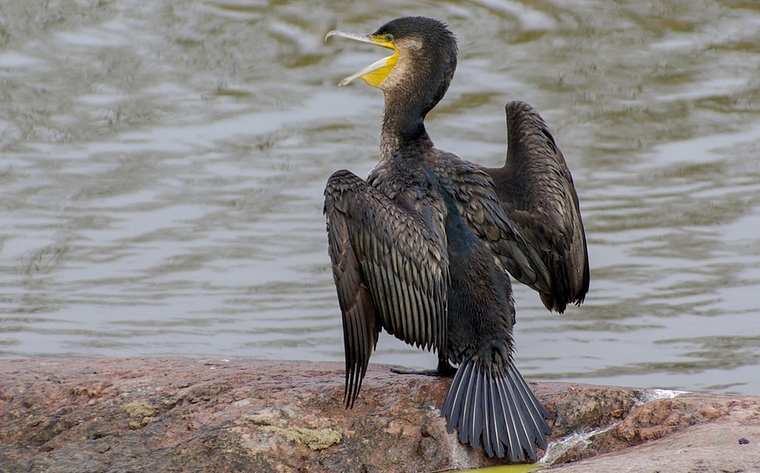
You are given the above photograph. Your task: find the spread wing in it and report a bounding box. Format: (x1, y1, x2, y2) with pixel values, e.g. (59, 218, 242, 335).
(486, 100, 590, 313)
(324, 169, 449, 408)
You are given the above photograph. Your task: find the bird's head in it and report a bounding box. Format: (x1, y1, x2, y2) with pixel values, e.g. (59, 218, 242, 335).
(326, 16, 457, 101)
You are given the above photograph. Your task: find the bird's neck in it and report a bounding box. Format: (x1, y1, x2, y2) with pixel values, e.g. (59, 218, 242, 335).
(379, 88, 435, 160)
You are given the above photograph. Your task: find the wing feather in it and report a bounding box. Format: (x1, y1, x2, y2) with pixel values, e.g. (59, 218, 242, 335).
(486, 100, 590, 312)
(447, 161, 552, 296)
(324, 169, 449, 406)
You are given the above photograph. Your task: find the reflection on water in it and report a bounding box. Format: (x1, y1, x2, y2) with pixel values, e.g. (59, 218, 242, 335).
(1, 0, 759, 394)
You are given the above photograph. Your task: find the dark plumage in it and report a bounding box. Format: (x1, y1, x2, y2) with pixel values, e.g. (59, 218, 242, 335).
(323, 17, 587, 461)
(485, 101, 590, 314)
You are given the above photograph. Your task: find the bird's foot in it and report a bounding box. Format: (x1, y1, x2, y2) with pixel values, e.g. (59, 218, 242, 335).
(390, 367, 442, 376)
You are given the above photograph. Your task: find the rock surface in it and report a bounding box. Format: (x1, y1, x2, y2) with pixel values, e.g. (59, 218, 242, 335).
(0, 359, 757, 472)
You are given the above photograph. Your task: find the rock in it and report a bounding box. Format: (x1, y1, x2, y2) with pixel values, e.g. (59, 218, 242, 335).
(540, 387, 760, 472)
(0, 359, 757, 472)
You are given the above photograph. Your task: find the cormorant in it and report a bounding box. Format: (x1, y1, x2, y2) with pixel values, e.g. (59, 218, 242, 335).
(323, 17, 587, 461)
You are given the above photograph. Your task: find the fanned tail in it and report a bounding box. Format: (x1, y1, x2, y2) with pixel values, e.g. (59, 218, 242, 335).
(441, 355, 552, 461)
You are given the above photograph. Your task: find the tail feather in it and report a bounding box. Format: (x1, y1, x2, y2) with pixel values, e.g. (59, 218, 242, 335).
(495, 370, 527, 458)
(489, 369, 507, 458)
(446, 359, 470, 440)
(508, 364, 551, 450)
(442, 356, 552, 461)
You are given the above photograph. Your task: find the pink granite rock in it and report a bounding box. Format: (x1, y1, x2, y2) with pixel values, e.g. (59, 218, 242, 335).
(0, 359, 757, 472)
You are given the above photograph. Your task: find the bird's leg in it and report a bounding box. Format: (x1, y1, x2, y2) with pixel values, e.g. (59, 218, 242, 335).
(435, 358, 458, 376)
(390, 353, 457, 377)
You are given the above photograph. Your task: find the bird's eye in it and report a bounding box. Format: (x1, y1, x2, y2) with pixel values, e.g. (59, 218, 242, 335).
(385, 34, 394, 42)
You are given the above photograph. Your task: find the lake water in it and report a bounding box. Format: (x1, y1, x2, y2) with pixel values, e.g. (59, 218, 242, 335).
(1, 0, 759, 395)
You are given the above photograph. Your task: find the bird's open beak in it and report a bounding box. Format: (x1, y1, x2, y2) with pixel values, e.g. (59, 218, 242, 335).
(325, 30, 399, 88)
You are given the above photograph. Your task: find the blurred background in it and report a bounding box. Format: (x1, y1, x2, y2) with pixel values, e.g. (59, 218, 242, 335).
(1, 0, 759, 394)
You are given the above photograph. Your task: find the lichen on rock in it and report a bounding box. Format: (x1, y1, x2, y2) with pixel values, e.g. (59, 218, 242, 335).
(122, 400, 155, 429)
(260, 425, 342, 450)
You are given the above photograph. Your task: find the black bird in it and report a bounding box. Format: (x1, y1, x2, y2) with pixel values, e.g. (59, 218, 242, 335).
(323, 17, 585, 461)
(485, 101, 590, 314)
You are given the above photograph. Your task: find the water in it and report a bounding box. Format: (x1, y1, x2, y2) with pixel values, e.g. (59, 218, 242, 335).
(1, 0, 759, 395)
